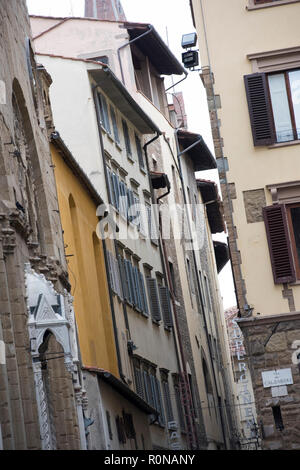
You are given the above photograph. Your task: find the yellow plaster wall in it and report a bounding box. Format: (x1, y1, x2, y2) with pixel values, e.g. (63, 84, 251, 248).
(51, 143, 119, 377)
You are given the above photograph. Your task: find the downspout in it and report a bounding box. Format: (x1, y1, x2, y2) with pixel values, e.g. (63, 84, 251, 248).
(165, 70, 188, 93)
(174, 128, 228, 449)
(117, 25, 154, 85)
(143, 135, 199, 450)
(92, 84, 127, 381)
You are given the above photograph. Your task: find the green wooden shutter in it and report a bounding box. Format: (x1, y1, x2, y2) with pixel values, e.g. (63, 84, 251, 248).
(139, 271, 149, 316)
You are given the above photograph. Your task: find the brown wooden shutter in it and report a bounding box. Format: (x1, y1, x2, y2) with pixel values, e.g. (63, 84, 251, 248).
(263, 204, 296, 284)
(244, 73, 275, 146)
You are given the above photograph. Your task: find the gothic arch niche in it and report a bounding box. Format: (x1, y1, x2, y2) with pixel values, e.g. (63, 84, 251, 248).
(12, 78, 53, 255)
(26, 264, 82, 450)
(37, 330, 80, 450)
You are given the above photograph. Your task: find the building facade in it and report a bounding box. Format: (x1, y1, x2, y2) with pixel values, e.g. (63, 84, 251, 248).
(192, 0, 300, 450)
(0, 0, 85, 450)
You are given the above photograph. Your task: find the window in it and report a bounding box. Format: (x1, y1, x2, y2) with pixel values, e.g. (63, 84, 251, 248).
(263, 204, 297, 283)
(287, 204, 300, 278)
(97, 91, 111, 134)
(135, 133, 145, 170)
(268, 70, 300, 142)
(122, 119, 132, 157)
(119, 255, 149, 314)
(249, 0, 299, 6)
(110, 105, 120, 144)
(161, 375, 174, 424)
(146, 276, 162, 323)
(272, 405, 284, 431)
(133, 360, 165, 426)
(244, 69, 300, 145)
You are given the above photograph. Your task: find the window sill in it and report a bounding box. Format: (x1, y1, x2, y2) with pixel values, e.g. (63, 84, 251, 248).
(116, 142, 123, 152)
(140, 166, 147, 176)
(247, 0, 300, 10)
(268, 139, 300, 149)
(127, 154, 135, 164)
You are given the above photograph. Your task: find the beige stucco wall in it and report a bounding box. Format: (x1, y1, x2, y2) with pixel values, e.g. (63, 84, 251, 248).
(193, 0, 300, 316)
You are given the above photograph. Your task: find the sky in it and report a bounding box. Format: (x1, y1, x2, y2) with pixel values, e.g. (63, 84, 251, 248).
(26, 0, 236, 309)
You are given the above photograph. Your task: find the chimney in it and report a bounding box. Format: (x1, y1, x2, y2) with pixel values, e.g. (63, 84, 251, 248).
(85, 0, 127, 21)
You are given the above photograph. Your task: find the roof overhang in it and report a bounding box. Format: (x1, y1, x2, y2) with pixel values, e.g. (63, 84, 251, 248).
(89, 66, 161, 135)
(124, 22, 186, 76)
(51, 132, 104, 207)
(83, 367, 158, 416)
(197, 179, 225, 234)
(177, 130, 216, 171)
(213, 241, 229, 273)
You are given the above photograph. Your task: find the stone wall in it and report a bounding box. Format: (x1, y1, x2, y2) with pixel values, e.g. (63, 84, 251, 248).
(239, 314, 300, 450)
(0, 0, 81, 449)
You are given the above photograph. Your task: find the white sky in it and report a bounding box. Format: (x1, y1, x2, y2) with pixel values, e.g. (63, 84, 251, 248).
(26, 0, 236, 309)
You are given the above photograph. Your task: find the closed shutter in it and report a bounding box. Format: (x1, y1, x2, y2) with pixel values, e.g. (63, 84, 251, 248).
(143, 370, 151, 404)
(135, 134, 144, 169)
(118, 256, 129, 300)
(106, 251, 115, 292)
(128, 262, 138, 307)
(106, 167, 114, 205)
(146, 277, 161, 322)
(174, 383, 186, 430)
(133, 267, 143, 310)
(139, 271, 149, 316)
(155, 377, 165, 426)
(112, 173, 120, 210)
(122, 120, 132, 156)
(159, 286, 173, 328)
(127, 189, 135, 223)
(134, 366, 144, 399)
(139, 204, 148, 237)
(113, 255, 122, 299)
(123, 413, 136, 439)
(110, 105, 120, 143)
(124, 259, 134, 304)
(119, 181, 128, 218)
(244, 73, 275, 146)
(263, 204, 296, 284)
(115, 416, 126, 444)
(150, 374, 159, 411)
(162, 381, 174, 423)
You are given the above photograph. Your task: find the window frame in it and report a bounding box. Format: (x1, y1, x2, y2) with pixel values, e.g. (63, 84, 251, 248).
(286, 202, 300, 279)
(267, 68, 300, 143)
(248, 0, 300, 9)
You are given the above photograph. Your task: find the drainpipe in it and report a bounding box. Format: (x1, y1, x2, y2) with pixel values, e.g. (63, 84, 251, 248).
(165, 70, 188, 93)
(117, 25, 154, 85)
(92, 84, 127, 382)
(174, 128, 228, 449)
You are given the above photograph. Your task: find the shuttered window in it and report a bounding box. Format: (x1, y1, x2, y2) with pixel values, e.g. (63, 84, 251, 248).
(135, 133, 145, 169)
(133, 365, 144, 400)
(106, 251, 122, 299)
(263, 204, 296, 284)
(154, 377, 165, 426)
(139, 271, 149, 316)
(146, 277, 162, 322)
(244, 73, 275, 146)
(111, 171, 120, 210)
(97, 91, 111, 134)
(173, 381, 186, 430)
(110, 105, 120, 144)
(122, 119, 132, 156)
(119, 180, 128, 218)
(162, 379, 174, 423)
(159, 286, 173, 328)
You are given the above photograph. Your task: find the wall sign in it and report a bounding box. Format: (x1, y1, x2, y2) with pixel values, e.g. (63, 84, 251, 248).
(262, 369, 293, 388)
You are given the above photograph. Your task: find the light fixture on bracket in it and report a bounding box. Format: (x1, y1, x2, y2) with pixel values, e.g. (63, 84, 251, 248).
(181, 32, 200, 71)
